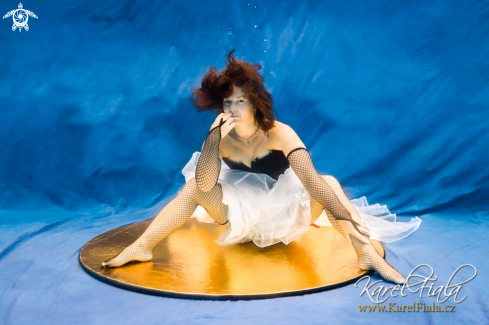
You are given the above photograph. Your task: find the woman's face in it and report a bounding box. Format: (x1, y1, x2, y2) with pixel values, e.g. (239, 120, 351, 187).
(223, 85, 254, 125)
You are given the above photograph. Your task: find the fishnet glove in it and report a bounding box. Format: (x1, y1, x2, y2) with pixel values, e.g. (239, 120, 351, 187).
(287, 147, 363, 233)
(195, 118, 226, 192)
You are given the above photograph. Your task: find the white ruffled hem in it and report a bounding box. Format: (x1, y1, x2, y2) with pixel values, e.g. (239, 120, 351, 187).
(182, 152, 421, 247)
(314, 196, 422, 243)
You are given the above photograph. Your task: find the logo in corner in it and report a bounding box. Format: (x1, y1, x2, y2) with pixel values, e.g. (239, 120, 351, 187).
(3, 3, 38, 32)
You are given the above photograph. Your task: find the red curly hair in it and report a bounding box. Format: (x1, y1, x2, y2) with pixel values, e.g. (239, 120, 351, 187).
(190, 50, 276, 133)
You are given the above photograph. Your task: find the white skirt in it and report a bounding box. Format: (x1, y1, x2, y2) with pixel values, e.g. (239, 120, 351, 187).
(182, 152, 422, 248)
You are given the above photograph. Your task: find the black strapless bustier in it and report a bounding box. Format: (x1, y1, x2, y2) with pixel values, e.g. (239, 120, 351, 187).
(222, 150, 290, 180)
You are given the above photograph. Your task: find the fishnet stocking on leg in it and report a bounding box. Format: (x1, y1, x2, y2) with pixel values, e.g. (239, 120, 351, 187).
(102, 178, 228, 268)
(308, 176, 405, 284)
(325, 210, 405, 284)
(310, 196, 326, 225)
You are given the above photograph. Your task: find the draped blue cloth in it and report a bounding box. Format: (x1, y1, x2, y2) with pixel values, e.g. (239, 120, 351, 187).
(1, 0, 487, 324)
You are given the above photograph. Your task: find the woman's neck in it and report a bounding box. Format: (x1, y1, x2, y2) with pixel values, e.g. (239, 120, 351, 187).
(234, 122, 258, 139)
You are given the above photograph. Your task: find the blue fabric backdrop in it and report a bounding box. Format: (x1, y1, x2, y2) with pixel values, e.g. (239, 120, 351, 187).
(0, 0, 487, 324)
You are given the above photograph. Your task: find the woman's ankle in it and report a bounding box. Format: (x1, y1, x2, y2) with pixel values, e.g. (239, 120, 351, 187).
(132, 238, 154, 251)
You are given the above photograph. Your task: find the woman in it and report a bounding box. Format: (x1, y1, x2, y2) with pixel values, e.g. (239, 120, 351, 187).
(101, 50, 421, 285)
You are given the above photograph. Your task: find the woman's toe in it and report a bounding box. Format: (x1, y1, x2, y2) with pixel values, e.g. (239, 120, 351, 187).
(101, 259, 112, 268)
(101, 256, 119, 268)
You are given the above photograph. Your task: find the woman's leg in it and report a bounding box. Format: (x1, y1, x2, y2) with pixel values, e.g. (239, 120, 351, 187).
(310, 176, 369, 236)
(309, 175, 405, 284)
(102, 178, 228, 268)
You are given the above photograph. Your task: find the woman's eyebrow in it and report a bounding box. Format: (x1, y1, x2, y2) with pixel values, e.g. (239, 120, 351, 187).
(224, 96, 245, 100)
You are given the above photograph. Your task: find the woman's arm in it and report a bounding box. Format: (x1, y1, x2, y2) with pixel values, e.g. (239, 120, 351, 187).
(195, 113, 235, 192)
(275, 123, 367, 240)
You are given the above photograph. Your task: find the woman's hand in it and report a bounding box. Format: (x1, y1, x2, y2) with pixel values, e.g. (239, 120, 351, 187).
(210, 113, 235, 139)
(352, 214, 370, 237)
(337, 217, 371, 244)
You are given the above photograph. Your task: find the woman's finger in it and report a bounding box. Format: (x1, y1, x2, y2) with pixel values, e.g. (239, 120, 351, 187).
(356, 217, 366, 225)
(350, 234, 369, 244)
(349, 222, 370, 244)
(356, 222, 368, 231)
(357, 225, 370, 237)
(338, 220, 370, 244)
(352, 220, 369, 234)
(353, 215, 367, 226)
(354, 232, 370, 244)
(356, 219, 370, 232)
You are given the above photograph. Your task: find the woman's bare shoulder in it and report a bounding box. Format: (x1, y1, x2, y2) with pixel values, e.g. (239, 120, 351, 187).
(268, 121, 306, 154)
(269, 121, 297, 137)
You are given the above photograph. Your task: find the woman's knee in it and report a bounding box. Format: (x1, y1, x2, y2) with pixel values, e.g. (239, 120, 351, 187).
(189, 178, 223, 203)
(322, 175, 339, 186)
(187, 177, 221, 194)
(186, 177, 197, 187)
(180, 178, 199, 198)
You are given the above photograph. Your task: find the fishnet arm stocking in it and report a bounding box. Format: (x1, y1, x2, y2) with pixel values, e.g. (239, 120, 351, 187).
(287, 148, 362, 231)
(195, 119, 225, 193)
(309, 175, 365, 226)
(101, 178, 228, 268)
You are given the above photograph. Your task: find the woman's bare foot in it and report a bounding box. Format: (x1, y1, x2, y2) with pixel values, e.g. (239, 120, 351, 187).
(352, 236, 405, 285)
(101, 241, 153, 268)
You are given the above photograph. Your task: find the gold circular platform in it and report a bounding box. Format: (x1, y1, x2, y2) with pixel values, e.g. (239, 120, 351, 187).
(79, 217, 384, 300)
